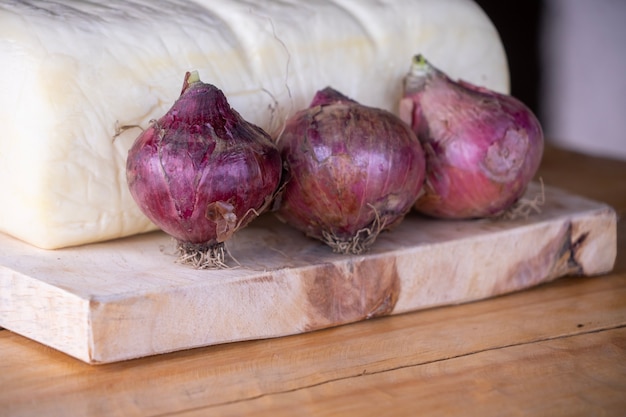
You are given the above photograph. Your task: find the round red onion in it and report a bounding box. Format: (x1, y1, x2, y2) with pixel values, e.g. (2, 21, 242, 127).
(126, 71, 282, 268)
(399, 55, 544, 219)
(276, 87, 426, 254)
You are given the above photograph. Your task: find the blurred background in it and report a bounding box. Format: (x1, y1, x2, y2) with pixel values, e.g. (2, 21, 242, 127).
(475, 0, 626, 161)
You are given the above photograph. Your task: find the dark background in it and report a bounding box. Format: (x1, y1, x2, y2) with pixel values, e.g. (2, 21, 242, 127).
(474, 0, 543, 120)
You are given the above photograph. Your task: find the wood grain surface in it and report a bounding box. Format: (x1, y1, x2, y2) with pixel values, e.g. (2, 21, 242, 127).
(1, 144, 625, 416)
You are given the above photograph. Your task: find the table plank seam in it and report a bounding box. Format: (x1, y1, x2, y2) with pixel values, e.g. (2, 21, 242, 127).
(150, 323, 626, 417)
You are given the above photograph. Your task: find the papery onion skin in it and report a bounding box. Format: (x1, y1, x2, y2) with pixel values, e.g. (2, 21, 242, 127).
(126, 71, 282, 254)
(399, 55, 544, 219)
(276, 87, 426, 254)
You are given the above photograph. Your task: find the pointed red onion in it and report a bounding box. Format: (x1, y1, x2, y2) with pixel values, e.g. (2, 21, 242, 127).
(399, 55, 544, 219)
(126, 71, 282, 268)
(276, 87, 426, 254)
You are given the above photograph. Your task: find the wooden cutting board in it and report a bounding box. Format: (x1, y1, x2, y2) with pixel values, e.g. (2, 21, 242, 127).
(0, 183, 617, 364)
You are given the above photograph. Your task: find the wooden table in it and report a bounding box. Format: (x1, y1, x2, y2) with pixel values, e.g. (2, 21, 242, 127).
(1, 144, 625, 416)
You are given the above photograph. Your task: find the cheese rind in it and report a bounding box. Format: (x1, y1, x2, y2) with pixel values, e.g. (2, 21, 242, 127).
(0, 0, 508, 249)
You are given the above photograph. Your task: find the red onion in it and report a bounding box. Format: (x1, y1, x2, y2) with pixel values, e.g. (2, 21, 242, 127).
(399, 55, 544, 219)
(126, 71, 282, 268)
(275, 87, 426, 254)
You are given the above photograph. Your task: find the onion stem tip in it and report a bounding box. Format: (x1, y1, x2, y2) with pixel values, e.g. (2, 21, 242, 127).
(409, 54, 431, 78)
(187, 70, 201, 84)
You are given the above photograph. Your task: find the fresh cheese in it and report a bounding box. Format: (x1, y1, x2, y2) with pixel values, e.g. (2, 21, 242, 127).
(0, 0, 508, 249)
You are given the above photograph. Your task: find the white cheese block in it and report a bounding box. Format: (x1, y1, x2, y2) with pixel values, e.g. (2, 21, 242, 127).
(0, 0, 509, 249)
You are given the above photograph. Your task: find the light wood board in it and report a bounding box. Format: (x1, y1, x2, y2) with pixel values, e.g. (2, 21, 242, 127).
(0, 183, 617, 364)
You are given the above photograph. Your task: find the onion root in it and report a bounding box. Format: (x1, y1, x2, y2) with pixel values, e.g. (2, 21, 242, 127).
(320, 205, 387, 255)
(175, 241, 229, 269)
(496, 179, 546, 221)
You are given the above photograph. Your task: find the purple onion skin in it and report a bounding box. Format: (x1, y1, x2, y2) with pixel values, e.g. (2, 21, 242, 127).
(399, 55, 544, 219)
(276, 87, 426, 251)
(126, 72, 282, 246)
